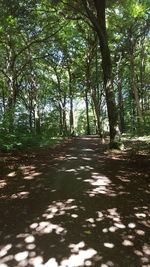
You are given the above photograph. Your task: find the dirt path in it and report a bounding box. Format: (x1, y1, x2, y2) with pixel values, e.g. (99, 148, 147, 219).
(0, 136, 150, 267)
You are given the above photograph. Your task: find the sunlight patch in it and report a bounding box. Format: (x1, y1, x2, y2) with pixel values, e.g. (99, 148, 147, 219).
(122, 240, 134, 246)
(31, 171, 42, 177)
(114, 223, 126, 229)
(109, 226, 117, 232)
(24, 175, 34, 180)
(36, 221, 64, 234)
(0, 244, 12, 257)
(143, 244, 150, 255)
(85, 260, 92, 266)
(71, 214, 78, 218)
(60, 248, 97, 267)
(101, 263, 114, 267)
(97, 211, 104, 218)
(0, 180, 7, 189)
(85, 173, 114, 197)
(102, 228, 108, 233)
(19, 165, 35, 171)
(69, 242, 85, 253)
(128, 223, 136, 229)
(25, 235, 35, 243)
(86, 218, 94, 223)
(30, 223, 38, 229)
(42, 199, 77, 220)
(67, 156, 78, 160)
(104, 243, 114, 248)
(44, 258, 58, 267)
(134, 250, 143, 256)
(91, 174, 111, 185)
(82, 157, 92, 161)
(65, 169, 76, 172)
(135, 213, 146, 218)
(135, 229, 145, 236)
(15, 251, 28, 261)
(7, 171, 16, 177)
(82, 148, 94, 151)
(113, 217, 120, 222)
(26, 244, 36, 250)
(29, 256, 43, 266)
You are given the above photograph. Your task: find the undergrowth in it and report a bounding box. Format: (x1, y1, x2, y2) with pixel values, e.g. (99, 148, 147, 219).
(0, 133, 64, 151)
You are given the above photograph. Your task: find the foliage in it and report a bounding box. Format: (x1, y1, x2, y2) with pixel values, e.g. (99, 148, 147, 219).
(0, 0, 149, 149)
(0, 131, 64, 151)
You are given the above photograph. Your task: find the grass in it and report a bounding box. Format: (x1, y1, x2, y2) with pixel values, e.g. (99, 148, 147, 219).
(121, 134, 150, 155)
(0, 133, 65, 151)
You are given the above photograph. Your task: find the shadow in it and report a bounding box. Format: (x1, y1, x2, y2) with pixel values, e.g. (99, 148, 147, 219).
(0, 136, 150, 267)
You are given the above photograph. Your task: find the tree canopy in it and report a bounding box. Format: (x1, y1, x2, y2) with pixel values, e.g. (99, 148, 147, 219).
(0, 0, 149, 150)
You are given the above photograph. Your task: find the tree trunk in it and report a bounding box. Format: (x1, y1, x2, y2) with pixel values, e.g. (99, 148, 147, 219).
(130, 53, 144, 127)
(116, 53, 125, 133)
(118, 78, 125, 133)
(4, 39, 18, 131)
(59, 103, 63, 135)
(62, 96, 67, 136)
(68, 67, 74, 135)
(5, 76, 17, 132)
(27, 43, 41, 135)
(59, 96, 67, 136)
(139, 40, 145, 112)
(31, 73, 41, 135)
(34, 99, 41, 135)
(85, 61, 91, 135)
(85, 90, 90, 135)
(91, 47, 103, 138)
(70, 96, 74, 134)
(82, 0, 120, 146)
(92, 96, 103, 137)
(29, 107, 33, 133)
(97, 30, 119, 144)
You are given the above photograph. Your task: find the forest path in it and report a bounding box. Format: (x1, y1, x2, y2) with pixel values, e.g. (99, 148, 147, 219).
(0, 135, 150, 267)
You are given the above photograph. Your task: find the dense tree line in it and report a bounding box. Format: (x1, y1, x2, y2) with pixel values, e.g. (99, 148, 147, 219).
(0, 0, 149, 149)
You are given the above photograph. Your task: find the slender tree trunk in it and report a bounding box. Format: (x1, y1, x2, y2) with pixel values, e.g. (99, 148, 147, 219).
(139, 40, 145, 112)
(93, 46, 103, 138)
(53, 66, 68, 136)
(91, 90, 103, 137)
(2, 90, 6, 113)
(5, 76, 17, 132)
(68, 67, 74, 135)
(34, 98, 41, 134)
(116, 53, 125, 133)
(62, 96, 67, 136)
(70, 96, 74, 134)
(118, 79, 125, 133)
(27, 43, 41, 135)
(59, 97, 67, 136)
(31, 74, 41, 135)
(5, 39, 18, 131)
(129, 89, 136, 132)
(59, 103, 63, 135)
(29, 107, 33, 133)
(85, 90, 90, 135)
(85, 59, 91, 135)
(130, 53, 144, 127)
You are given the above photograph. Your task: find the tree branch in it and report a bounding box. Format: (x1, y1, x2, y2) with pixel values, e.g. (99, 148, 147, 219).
(0, 68, 10, 80)
(13, 22, 69, 62)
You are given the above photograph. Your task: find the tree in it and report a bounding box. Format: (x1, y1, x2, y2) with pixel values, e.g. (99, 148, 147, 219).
(52, 0, 120, 146)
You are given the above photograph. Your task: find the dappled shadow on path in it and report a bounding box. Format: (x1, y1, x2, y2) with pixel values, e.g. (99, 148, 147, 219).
(0, 136, 150, 267)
